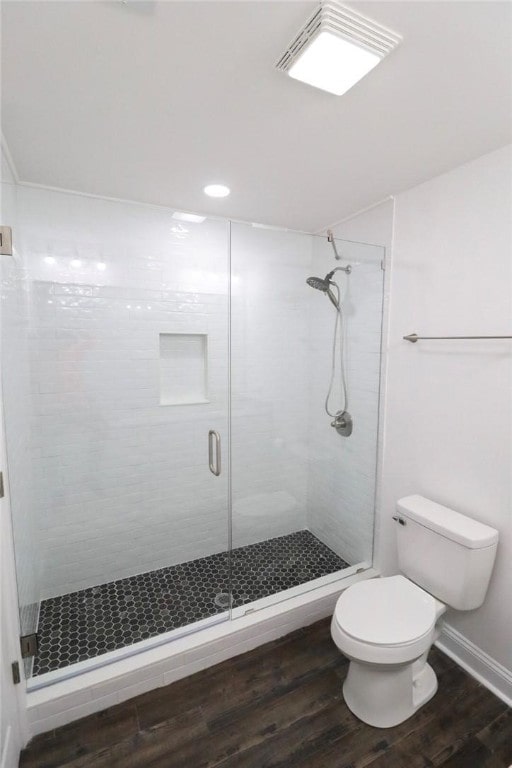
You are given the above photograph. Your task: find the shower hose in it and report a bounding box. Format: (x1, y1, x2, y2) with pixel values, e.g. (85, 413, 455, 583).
(324, 281, 348, 419)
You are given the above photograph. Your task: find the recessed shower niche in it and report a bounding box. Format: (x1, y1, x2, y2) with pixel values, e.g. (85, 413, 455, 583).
(159, 332, 209, 405)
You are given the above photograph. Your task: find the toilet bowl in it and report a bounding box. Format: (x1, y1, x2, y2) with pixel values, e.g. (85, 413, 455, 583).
(331, 575, 445, 727)
(331, 495, 499, 728)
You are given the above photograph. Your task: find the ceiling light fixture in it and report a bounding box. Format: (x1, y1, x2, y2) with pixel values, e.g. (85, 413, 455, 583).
(172, 211, 206, 224)
(276, 1, 401, 96)
(204, 184, 230, 198)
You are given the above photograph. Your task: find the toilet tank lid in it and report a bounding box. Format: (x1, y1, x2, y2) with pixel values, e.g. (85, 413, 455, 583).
(396, 495, 499, 549)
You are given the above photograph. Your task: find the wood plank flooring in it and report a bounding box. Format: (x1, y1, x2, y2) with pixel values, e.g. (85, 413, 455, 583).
(20, 618, 512, 768)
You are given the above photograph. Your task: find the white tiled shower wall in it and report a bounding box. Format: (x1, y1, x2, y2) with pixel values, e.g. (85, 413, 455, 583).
(230, 224, 384, 564)
(306, 238, 383, 564)
(230, 224, 312, 548)
(15, 187, 232, 598)
(5, 185, 383, 602)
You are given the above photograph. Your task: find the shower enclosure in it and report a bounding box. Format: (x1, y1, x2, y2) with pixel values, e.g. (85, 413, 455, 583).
(0, 181, 384, 688)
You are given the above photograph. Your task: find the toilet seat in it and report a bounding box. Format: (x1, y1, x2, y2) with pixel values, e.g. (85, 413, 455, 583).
(331, 575, 438, 665)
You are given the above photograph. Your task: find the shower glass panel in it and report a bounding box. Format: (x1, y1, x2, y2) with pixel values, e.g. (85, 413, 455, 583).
(1, 164, 39, 655)
(230, 223, 384, 613)
(1, 186, 231, 682)
(1, 183, 384, 688)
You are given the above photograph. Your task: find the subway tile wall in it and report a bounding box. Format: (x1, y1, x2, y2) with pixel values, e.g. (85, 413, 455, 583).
(230, 224, 312, 548)
(5, 185, 383, 605)
(15, 187, 232, 598)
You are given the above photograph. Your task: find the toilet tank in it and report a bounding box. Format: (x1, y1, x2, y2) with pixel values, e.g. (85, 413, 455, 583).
(395, 495, 498, 610)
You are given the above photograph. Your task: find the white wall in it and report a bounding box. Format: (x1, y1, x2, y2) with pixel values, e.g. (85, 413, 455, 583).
(334, 147, 512, 688)
(385, 144, 512, 674)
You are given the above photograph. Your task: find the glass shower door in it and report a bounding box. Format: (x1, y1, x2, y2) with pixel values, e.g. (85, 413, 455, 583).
(0, 163, 41, 661)
(1, 186, 232, 682)
(230, 222, 326, 611)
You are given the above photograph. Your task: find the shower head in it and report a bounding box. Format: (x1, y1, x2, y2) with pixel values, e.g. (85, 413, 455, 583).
(306, 263, 352, 295)
(306, 275, 340, 309)
(306, 276, 330, 292)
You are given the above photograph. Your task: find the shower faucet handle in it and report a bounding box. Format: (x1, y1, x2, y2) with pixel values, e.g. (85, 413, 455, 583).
(330, 410, 353, 437)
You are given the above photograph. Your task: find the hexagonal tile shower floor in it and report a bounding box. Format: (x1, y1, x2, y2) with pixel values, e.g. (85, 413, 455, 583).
(32, 530, 349, 676)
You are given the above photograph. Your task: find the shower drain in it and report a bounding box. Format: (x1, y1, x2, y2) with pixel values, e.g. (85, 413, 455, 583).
(214, 592, 232, 609)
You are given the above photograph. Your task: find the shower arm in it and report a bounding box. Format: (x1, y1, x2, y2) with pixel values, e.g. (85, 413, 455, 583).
(328, 265, 352, 278)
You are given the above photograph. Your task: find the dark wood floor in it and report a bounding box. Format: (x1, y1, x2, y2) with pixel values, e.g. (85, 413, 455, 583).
(20, 618, 512, 768)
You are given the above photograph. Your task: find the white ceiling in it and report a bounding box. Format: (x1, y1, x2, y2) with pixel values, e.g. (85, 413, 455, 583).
(2, 1, 511, 232)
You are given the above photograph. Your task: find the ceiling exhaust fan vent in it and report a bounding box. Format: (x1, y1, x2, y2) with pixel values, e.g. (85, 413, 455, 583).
(276, 2, 402, 82)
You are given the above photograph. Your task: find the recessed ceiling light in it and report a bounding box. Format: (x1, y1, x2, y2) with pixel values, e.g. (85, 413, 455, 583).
(172, 211, 206, 223)
(70, 258, 82, 268)
(204, 184, 230, 198)
(43, 256, 56, 265)
(276, 2, 401, 96)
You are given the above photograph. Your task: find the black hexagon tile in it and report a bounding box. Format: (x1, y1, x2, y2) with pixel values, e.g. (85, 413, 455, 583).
(32, 530, 349, 676)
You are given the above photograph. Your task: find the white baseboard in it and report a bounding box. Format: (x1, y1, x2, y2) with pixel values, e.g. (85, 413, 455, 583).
(26, 569, 378, 737)
(0, 726, 10, 768)
(436, 622, 512, 708)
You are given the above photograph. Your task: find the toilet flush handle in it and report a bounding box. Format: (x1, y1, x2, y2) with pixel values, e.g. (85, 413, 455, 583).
(392, 516, 406, 526)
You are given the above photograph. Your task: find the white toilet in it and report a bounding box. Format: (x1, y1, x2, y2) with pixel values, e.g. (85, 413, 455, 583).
(331, 495, 499, 728)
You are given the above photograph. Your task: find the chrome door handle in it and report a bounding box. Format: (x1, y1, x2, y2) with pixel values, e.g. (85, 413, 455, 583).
(208, 430, 221, 476)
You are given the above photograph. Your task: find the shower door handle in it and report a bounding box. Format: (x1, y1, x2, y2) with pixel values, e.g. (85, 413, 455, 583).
(208, 430, 221, 476)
